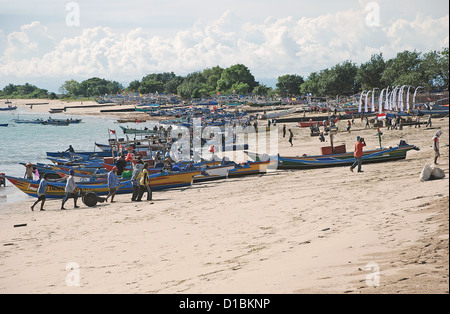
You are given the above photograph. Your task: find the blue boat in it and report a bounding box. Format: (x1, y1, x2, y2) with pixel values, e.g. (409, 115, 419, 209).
(0, 106, 17, 111)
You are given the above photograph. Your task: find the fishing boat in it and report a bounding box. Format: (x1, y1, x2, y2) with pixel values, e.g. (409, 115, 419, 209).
(119, 126, 157, 135)
(3, 168, 200, 198)
(298, 118, 339, 128)
(246, 141, 419, 170)
(0, 105, 17, 111)
(117, 119, 148, 123)
(19, 162, 61, 179)
(2, 175, 134, 199)
(11, 118, 45, 124)
(42, 120, 70, 126)
(47, 150, 116, 159)
(49, 108, 65, 113)
(192, 164, 236, 182)
(227, 160, 272, 177)
(147, 170, 201, 190)
(46, 118, 82, 124)
(46, 156, 105, 168)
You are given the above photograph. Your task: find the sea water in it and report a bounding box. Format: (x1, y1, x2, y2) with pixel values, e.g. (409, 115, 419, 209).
(0, 107, 159, 206)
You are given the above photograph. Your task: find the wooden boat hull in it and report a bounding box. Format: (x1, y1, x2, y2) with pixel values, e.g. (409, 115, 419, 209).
(227, 161, 271, 177)
(3, 176, 133, 199)
(246, 144, 418, 170)
(4, 170, 200, 198)
(148, 170, 201, 190)
(120, 126, 157, 135)
(0, 106, 17, 110)
(298, 118, 339, 128)
(193, 164, 235, 182)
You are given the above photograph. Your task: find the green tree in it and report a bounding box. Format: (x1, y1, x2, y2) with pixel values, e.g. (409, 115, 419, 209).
(2, 84, 17, 95)
(59, 79, 80, 96)
(381, 50, 422, 87)
(356, 53, 385, 90)
(216, 64, 257, 94)
(177, 72, 206, 98)
(164, 76, 184, 94)
(138, 80, 164, 94)
(439, 47, 449, 90)
(328, 61, 359, 95)
(252, 84, 271, 96)
(76, 77, 123, 97)
(276, 74, 304, 97)
(231, 82, 250, 95)
(300, 72, 320, 96)
(127, 80, 141, 92)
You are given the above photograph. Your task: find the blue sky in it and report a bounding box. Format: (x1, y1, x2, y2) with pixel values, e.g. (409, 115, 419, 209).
(0, 0, 448, 92)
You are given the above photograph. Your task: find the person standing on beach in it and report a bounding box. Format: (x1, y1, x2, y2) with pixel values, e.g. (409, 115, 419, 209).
(288, 129, 294, 147)
(61, 170, 79, 210)
(106, 166, 121, 203)
(115, 154, 127, 176)
(31, 174, 49, 211)
(137, 163, 152, 201)
(282, 124, 286, 138)
(433, 130, 442, 164)
(350, 136, 366, 173)
(347, 120, 351, 133)
(24, 162, 34, 180)
(426, 115, 432, 128)
(131, 158, 144, 201)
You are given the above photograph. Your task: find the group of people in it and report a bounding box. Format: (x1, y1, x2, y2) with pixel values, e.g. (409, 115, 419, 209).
(282, 124, 294, 147)
(348, 129, 443, 173)
(29, 154, 154, 211)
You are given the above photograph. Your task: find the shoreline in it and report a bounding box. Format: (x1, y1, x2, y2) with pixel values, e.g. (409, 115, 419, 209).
(0, 98, 448, 294)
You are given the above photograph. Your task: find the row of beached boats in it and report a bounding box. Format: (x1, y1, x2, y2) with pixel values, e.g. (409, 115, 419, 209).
(2, 137, 420, 201)
(2, 155, 272, 199)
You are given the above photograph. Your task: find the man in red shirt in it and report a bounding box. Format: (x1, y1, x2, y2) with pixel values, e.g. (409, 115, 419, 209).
(350, 136, 366, 173)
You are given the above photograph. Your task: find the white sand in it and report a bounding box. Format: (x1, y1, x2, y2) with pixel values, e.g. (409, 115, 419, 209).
(0, 99, 448, 294)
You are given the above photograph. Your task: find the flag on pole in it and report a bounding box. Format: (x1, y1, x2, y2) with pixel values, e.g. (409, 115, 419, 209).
(109, 129, 116, 134)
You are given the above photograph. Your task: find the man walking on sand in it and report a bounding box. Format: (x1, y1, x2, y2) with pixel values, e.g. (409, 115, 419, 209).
(106, 166, 121, 203)
(61, 169, 79, 210)
(31, 174, 49, 211)
(288, 129, 294, 147)
(350, 136, 366, 173)
(433, 130, 442, 164)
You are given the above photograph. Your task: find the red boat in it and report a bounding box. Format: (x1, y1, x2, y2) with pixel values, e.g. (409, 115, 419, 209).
(298, 118, 339, 128)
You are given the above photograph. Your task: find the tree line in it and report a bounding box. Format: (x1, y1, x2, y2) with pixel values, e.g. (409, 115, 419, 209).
(1, 48, 448, 100)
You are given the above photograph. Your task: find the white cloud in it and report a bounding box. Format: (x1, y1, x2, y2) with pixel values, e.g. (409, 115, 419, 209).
(0, 8, 448, 91)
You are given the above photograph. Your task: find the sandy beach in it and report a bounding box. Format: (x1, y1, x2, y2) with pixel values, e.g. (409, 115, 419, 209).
(0, 99, 448, 294)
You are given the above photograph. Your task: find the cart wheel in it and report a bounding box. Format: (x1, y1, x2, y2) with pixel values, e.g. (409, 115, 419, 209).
(82, 192, 98, 207)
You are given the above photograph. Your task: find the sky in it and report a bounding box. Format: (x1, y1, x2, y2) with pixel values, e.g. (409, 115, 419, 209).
(0, 0, 448, 92)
